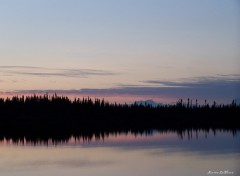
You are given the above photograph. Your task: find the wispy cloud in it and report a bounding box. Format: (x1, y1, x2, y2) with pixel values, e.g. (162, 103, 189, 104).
(143, 75, 240, 88)
(7, 75, 240, 103)
(0, 66, 116, 78)
(84, 74, 240, 103)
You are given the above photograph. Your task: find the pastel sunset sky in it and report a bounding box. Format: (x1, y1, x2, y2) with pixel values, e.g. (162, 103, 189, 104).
(0, 0, 239, 103)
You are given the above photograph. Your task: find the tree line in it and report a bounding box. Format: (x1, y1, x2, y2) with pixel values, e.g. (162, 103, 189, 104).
(0, 94, 239, 143)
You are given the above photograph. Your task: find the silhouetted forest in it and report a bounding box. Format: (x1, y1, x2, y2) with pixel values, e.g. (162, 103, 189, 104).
(0, 94, 239, 144)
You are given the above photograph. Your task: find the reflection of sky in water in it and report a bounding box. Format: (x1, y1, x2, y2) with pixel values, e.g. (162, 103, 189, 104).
(78, 130, 240, 155)
(0, 130, 239, 176)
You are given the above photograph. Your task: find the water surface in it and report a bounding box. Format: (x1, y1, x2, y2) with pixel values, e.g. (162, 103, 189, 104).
(0, 130, 239, 176)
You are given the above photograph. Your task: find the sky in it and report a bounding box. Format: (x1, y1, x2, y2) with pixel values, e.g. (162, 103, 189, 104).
(0, 0, 240, 104)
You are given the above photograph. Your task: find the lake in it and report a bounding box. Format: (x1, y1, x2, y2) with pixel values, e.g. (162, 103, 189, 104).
(0, 130, 239, 176)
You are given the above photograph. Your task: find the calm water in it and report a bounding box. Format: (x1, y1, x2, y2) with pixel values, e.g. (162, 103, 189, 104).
(0, 130, 239, 176)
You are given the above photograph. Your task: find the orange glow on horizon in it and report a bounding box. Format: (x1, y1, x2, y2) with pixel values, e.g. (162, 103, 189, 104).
(0, 92, 177, 104)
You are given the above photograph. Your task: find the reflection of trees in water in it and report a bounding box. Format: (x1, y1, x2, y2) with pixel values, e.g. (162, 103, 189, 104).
(0, 94, 239, 145)
(0, 128, 238, 146)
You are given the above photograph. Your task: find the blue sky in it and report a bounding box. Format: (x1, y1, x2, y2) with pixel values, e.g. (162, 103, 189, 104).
(0, 0, 239, 103)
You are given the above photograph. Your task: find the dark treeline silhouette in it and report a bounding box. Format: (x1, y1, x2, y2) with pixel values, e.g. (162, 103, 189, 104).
(0, 94, 239, 144)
